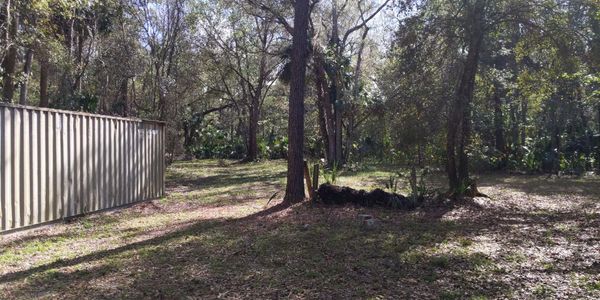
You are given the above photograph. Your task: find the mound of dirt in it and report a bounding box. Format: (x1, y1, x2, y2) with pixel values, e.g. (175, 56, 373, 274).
(316, 184, 421, 210)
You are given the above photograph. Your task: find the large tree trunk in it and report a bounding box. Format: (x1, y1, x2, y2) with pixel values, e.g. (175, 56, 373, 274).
(39, 55, 49, 107)
(247, 100, 260, 161)
(118, 78, 129, 116)
(314, 52, 335, 165)
(19, 48, 34, 105)
(446, 2, 484, 192)
(493, 85, 506, 153)
(316, 86, 330, 160)
(284, 0, 310, 203)
(332, 4, 344, 166)
(510, 102, 519, 149)
(334, 95, 343, 164)
(344, 28, 369, 163)
(446, 100, 460, 190)
(458, 90, 473, 184)
(2, 9, 18, 102)
(519, 96, 527, 147)
(73, 26, 84, 93)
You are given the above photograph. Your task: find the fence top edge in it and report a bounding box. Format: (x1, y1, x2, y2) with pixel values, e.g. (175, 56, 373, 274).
(0, 102, 166, 125)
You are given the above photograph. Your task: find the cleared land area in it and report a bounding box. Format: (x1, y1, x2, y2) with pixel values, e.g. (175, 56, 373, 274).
(1, 160, 599, 299)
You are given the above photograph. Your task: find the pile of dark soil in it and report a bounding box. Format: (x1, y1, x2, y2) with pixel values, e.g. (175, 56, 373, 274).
(316, 184, 422, 210)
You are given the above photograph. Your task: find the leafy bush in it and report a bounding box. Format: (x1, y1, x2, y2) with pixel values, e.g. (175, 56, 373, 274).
(260, 136, 288, 159)
(190, 123, 245, 159)
(323, 163, 339, 185)
(468, 144, 505, 172)
(53, 92, 98, 113)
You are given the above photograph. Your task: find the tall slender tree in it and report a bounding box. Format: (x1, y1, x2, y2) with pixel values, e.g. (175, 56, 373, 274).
(284, 0, 310, 203)
(1, 2, 18, 102)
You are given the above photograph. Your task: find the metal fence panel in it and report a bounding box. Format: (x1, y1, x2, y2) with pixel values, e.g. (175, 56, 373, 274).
(0, 103, 165, 232)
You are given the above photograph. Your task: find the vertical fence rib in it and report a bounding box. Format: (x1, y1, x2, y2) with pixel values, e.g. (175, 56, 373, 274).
(31, 111, 39, 224)
(39, 111, 46, 223)
(0, 107, 8, 230)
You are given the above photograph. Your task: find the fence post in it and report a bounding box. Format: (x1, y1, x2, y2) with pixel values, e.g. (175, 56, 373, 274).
(312, 164, 319, 201)
(303, 160, 313, 200)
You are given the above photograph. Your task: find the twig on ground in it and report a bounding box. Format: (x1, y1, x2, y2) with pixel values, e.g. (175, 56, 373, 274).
(265, 191, 280, 207)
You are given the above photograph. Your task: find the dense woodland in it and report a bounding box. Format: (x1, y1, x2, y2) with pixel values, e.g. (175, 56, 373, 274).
(1, 0, 599, 199)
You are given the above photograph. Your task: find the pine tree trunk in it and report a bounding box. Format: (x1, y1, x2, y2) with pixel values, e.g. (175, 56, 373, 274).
(314, 61, 331, 161)
(2, 9, 18, 102)
(247, 101, 259, 161)
(446, 97, 460, 190)
(330, 2, 344, 166)
(458, 94, 473, 183)
(73, 27, 84, 93)
(119, 78, 129, 116)
(19, 48, 34, 105)
(520, 99, 527, 146)
(493, 85, 506, 153)
(334, 99, 343, 164)
(446, 1, 484, 193)
(39, 55, 49, 107)
(314, 52, 335, 165)
(284, 0, 310, 203)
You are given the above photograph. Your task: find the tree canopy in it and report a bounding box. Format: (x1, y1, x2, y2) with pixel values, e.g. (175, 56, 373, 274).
(1, 0, 599, 194)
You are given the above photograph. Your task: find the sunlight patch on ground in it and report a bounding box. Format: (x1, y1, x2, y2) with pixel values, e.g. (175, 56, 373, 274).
(0, 160, 599, 299)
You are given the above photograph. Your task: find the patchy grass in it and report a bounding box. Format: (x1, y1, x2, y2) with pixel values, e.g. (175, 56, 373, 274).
(0, 160, 599, 299)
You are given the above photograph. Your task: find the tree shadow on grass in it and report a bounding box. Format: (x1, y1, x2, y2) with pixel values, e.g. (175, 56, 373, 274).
(0, 202, 516, 299)
(167, 172, 286, 193)
(4, 170, 599, 299)
(0, 202, 291, 285)
(163, 162, 287, 209)
(478, 174, 600, 198)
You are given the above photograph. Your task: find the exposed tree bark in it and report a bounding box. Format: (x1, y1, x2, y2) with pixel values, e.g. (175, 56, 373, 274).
(417, 143, 424, 168)
(244, 20, 273, 162)
(315, 76, 330, 160)
(74, 26, 85, 93)
(313, 50, 335, 164)
(331, 1, 344, 166)
(2, 9, 18, 102)
(457, 83, 474, 184)
(518, 94, 527, 147)
(284, 0, 310, 203)
(344, 26, 370, 163)
(118, 78, 129, 116)
(19, 48, 34, 105)
(247, 100, 260, 161)
(39, 55, 49, 107)
(493, 84, 506, 154)
(446, 1, 484, 192)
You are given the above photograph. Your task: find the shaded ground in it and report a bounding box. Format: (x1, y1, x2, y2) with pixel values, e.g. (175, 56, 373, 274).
(0, 160, 599, 299)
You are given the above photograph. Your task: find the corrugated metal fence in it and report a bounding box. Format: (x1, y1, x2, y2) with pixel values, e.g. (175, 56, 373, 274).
(0, 103, 165, 232)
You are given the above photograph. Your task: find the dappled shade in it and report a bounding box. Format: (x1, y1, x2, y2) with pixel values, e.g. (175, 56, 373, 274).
(1, 160, 599, 299)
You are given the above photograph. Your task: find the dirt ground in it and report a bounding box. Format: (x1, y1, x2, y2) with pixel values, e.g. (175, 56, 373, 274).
(0, 160, 599, 299)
